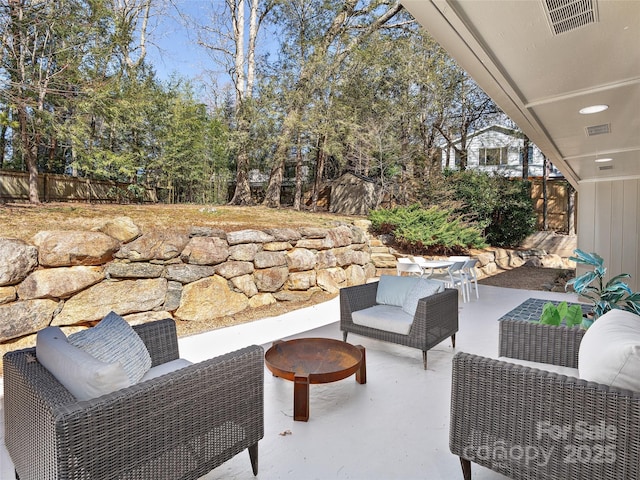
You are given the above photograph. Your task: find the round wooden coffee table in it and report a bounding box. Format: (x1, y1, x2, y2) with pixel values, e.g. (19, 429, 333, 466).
(264, 338, 366, 421)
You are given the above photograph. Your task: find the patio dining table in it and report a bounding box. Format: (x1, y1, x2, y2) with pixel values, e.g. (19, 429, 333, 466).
(414, 260, 454, 278)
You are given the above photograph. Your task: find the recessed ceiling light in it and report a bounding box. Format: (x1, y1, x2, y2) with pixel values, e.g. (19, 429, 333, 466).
(595, 157, 613, 163)
(580, 105, 609, 114)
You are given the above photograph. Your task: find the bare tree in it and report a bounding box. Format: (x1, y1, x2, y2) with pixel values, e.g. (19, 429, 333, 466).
(107, 0, 157, 75)
(436, 70, 500, 171)
(193, 0, 273, 205)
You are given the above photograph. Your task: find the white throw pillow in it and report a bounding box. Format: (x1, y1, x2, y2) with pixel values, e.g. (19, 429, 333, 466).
(37, 326, 131, 401)
(69, 311, 152, 384)
(578, 309, 640, 392)
(401, 278, 445, 316)
(375, 275, 420, 307)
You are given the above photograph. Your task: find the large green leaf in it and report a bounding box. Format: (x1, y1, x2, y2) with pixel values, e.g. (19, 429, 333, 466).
(540, 302, 561, 325)
(568, 249, 604, 268)
(606, 274, 632, 291)
(566, 271, 597, 293)
(565, 304, 584, 327)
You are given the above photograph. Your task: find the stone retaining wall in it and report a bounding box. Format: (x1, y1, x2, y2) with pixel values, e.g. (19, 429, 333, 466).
(0, 217, 575, 348)
(0, 218, 381, 345)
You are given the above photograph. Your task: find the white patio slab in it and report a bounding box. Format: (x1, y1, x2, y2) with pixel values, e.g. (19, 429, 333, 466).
(0, 285, 581, 480)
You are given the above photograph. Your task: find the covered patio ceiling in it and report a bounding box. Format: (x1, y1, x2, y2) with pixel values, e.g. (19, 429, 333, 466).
(402, 0, 640, 187)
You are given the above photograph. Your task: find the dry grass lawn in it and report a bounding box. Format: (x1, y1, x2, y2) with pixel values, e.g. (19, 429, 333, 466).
(0, 202, 358, 241)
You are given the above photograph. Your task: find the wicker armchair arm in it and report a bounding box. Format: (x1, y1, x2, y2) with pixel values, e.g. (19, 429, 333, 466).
(499, 319, 586, 368)
(132, 317, 180, 366)
(412, 288, 459, 335)
(450, 352, 640, 480)
(340, 282, 379, 314)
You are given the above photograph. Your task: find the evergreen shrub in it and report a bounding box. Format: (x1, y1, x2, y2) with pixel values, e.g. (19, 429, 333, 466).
(368, 204, 486, 255)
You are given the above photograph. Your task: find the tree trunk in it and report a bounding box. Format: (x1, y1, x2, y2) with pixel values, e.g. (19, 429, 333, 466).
(311, 134, 326, 212)
(262, 117, 295, 208)
(293, 135, 303, 210)
(458, 133, 468, 170)
(262, 153, 285, 208)
(47, 137, 57, 172)
(16, 104, 40, 204)
(228, 149, 253, 205)
(0, 123, 7, 169)
(522, 135, 530, 179)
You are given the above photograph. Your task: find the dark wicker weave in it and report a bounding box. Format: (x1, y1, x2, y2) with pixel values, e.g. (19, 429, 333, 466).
(450, 319, 640, 480)
(340, 282, 458, 369)
(4, 318, 264, 480)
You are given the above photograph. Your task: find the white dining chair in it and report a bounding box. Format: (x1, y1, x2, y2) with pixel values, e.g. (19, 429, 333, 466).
(429, 260, 469, 302)
(396, 257, 423, 276)
(461, 258, 479, 299)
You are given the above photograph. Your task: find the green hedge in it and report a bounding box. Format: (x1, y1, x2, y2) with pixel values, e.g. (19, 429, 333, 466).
(371, 170, 536, 253)
(368, 204, 486, 255)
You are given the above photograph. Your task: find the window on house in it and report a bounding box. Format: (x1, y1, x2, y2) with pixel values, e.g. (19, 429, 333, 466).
(454, 150, 462, 167)
(519, 146, 534, 165)
(479, 147, 508, 165)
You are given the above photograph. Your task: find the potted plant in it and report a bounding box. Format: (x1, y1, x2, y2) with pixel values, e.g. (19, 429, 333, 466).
(565, 249, 640, 326)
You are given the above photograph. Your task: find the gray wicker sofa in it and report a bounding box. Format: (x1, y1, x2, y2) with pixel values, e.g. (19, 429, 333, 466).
(340, 276, 458, 369)
(450, 318, 640, 480)
(3, 318, 264, 480)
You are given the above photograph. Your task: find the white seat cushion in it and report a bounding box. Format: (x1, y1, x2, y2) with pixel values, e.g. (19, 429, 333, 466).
(578, 309, 640, 392)
(352, 305, 413, 335)
(37, 326, 131, 401)
(498, 357, 580, 378)
(140, 358, 193, 382)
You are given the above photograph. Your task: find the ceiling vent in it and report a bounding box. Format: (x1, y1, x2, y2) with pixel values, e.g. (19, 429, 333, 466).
(585, 123, 610, 136)
(543, 0, 599, 35)
(599, 165, 613, 171)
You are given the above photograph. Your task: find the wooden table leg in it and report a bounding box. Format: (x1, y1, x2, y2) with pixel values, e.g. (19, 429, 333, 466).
(355, 345, 366, 384)
(293, 373, 310, 421)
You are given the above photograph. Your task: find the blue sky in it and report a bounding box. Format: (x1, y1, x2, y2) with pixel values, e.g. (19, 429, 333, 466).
(146, 0, 278, 87)
(146, 1, 210, 82)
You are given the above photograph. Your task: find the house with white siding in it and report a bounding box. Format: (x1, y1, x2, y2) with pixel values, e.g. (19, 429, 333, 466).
(441, 125, 562, 178)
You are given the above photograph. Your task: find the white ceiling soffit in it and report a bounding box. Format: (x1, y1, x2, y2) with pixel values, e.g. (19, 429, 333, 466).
(401, 0, 640, 187)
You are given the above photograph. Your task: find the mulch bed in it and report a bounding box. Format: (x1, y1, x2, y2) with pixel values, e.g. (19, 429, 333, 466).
(478, 266, 574, 292)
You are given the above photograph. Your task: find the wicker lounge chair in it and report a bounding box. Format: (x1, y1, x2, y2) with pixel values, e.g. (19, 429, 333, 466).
(3, 318, 264, 480)
(450, 319, 640, 480)
(340, 280, 458, 369)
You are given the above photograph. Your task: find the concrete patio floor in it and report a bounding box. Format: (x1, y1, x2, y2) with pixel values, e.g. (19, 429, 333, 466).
(0, 284, 582, 480)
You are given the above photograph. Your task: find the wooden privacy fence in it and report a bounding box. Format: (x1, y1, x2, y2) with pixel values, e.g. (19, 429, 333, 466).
(0, 170, 157, 203)
(530, 177, 575, 234)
